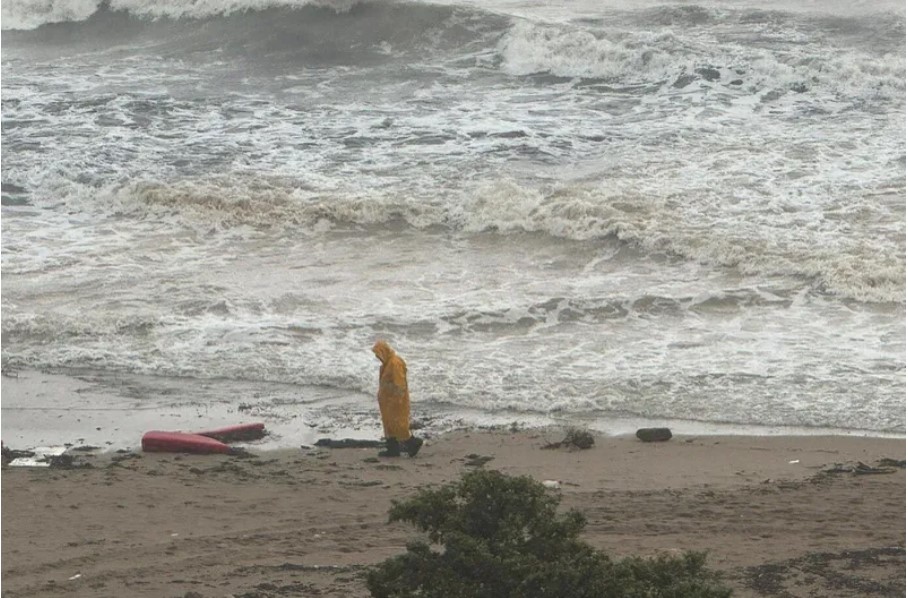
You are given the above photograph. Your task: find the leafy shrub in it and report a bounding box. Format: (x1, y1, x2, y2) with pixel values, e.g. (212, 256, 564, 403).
(367, 469, 732, 598)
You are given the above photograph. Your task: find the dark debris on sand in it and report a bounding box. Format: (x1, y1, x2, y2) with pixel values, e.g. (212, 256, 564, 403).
(542, 428, 595, 450)
(817, 460, 903, 477)
(1, 446, 94, 469)
(313, 439, 385, 449)
(741, 546, 906, 598)
(463, 454, 495, 467)
(1, 445, 35, 465)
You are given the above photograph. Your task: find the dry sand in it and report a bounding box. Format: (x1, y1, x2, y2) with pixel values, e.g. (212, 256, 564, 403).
(1, 429, 904, 598)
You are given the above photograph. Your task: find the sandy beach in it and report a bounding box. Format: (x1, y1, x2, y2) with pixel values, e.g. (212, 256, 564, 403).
(2, 427, 904, 598)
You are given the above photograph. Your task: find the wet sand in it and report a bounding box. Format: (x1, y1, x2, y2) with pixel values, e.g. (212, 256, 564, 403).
(1, 429, 904, 598)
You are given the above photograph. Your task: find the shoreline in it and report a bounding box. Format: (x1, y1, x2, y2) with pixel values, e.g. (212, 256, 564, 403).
(2, 428, 904, 597)
(2, 368, 904, 456)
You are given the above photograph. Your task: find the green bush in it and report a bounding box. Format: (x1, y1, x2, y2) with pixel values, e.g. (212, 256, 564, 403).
(367, 469, 732, 598)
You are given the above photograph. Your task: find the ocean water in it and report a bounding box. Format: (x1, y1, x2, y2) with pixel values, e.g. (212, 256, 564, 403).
(2, 0, 905, 439)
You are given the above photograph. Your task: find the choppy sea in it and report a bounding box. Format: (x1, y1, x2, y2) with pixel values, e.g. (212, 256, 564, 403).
(2, 0, 905, 442)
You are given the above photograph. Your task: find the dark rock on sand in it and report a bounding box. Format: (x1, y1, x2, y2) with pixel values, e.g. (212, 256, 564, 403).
(636, 428, 673, 442)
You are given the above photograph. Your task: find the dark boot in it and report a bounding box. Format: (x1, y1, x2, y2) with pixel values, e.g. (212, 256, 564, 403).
(378, 437, 401, 457)
(403, 436, 423, 457)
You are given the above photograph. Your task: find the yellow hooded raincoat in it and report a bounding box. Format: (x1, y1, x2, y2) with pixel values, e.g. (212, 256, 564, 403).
(372, 340, 411, 441)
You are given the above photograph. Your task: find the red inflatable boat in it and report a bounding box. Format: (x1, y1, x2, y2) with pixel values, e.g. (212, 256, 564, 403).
(141, 431, 232, 454)
(194, 422, 266, 442)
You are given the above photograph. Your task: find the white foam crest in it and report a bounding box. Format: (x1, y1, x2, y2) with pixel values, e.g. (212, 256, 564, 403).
(453, 179, 905, 303)
(107, 0, 364, 20)
(1, 310, 161, 343)
(747, 51, 906, 101)
(7, 158, 904, 305)
(1, 0, 101, 30)
(497, 18, 905, 99)
(651, 228, 905, 304)
(9, 166, 442, 236)
(456, 179, 621, 240)
(80, 177, 446, 232)
(41, 173, 903, 304)
(499, 21, 683, 81)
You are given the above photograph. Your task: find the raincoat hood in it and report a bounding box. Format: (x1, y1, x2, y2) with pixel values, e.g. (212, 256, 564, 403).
(373, 340, 395, 364)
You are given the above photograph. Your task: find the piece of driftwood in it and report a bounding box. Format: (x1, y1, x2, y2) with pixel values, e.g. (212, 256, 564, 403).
(853, 463, 895, 475)
(635, 428, 673, 442)
(314, 438, 386, 449)
(877, 458, 906, 469)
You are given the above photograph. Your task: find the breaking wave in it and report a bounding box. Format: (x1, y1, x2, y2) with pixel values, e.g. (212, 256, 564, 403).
(4, 0, 903, 94)
(498, 19, 905, 100)
(2, 0, 366, 30)
(1, 0, 510, 70)
(21, 175, 899, 304)
(3, 0, 902, 106)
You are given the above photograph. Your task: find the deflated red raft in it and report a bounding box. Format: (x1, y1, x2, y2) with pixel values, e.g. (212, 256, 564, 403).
(141, 431, 232, 454)
(194, 422, 266, 442)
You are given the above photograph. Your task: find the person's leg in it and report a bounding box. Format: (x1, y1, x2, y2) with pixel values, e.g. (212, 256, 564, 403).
(378, 437, 401, 457)
(381, 396, 410, 448)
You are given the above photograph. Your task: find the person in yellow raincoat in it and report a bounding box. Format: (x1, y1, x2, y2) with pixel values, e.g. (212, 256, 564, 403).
(372, 340, 423, 457)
